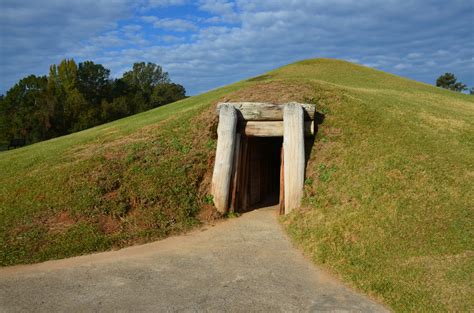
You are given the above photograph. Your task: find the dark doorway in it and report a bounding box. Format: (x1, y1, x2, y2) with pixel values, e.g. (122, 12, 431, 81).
(235, 136, 283, 213)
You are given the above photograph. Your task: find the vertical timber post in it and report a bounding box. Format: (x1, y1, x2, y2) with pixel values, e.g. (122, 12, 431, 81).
(283, 103, 305, 214)
(211, 104, 237, 213)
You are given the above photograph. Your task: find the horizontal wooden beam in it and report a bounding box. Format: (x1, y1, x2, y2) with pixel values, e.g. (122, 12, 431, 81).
(241, 121, 314, 137)
(216, 102, 315, 121)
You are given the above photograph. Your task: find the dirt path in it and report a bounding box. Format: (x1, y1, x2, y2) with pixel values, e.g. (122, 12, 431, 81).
(0, 206, 387, 312)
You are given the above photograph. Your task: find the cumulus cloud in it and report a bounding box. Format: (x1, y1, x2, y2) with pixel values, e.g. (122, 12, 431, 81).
(1, 0, 473, 95)
(145, 17, 198, 32)
(146, 0, 188, 8)
(198, 0, 240, 24)
(0, 0, 131, 91)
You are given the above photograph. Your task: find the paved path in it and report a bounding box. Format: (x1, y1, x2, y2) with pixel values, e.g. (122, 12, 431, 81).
(0, 206, 387, 312)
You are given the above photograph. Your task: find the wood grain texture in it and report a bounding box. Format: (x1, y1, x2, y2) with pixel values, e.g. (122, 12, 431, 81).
(242, 121, 314, 137)
(283, 103, 305, 213)
(217, 102, 315, 121)
(211, 104, 237, 213)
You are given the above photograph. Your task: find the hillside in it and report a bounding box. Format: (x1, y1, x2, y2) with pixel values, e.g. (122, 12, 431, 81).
(1, 59, 473, 311)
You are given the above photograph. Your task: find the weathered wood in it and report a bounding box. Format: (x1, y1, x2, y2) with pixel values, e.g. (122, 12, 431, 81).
(217, 102, 315, 121)
(229, 133, 241, 213)
(242, 121, 314, 137)
(211, 104, 237, 213)
(283, 103, 305, 213)
(279, 146, 285, 215)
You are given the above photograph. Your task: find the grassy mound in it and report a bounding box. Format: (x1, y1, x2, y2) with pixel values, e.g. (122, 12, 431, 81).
(0, 90, 223, 265)
(277, 60, 473, 311)
(1, 59, 472, 311)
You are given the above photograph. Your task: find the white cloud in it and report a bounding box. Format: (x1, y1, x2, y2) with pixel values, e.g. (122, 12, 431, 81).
(122, 24, 142, 32)
(160, 35, 186, 43)
(199, 0, 235, 16)
(141, 16, 159, 23)
(142, 16, 198, 32)
(155, 18, 197, 32)
(407, 52, 422, 59)
(199, 0, 240, 23)
(146, 0, 187, 8)
(0, 0, 131, 91)
(1, 0, 473, 95)
(394, 63, 411, 70)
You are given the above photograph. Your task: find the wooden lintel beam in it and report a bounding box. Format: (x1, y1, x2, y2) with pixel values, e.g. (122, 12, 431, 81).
(242, 121, 314, 137)
(216, 102, 315, 121)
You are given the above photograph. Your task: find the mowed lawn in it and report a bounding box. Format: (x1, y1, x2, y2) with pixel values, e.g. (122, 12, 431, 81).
(1, 59, 473, 311)
(277, 60, 473, 311)
(0, 84, 242, 266)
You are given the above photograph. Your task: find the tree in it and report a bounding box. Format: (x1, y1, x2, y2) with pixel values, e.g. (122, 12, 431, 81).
(0, 59, 186, 148)
(122, 62, 170, 99)
(470, 87, 474, 95)
(436, 73, 467, 92)
(77, 61, 111, 106)
(0, 95, 7, 145)
(100, 97, 130, 122)
(1, 75, 49, 142)
(151, 83, 186, 107)
(49, 59, 89, 132)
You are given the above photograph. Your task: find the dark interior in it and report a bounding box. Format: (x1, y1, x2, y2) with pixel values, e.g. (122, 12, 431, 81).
(237, 136, 282, 213)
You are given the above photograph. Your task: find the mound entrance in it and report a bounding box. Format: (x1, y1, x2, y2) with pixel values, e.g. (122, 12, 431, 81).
(211, 102, 315, 215)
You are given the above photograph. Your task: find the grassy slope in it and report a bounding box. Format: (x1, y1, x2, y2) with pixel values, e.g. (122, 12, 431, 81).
(275, 60, 473, 311)
(0, 84, 239, 265)
(1, 59, 472, 311)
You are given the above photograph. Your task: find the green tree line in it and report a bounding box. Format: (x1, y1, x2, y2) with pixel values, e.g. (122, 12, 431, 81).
(0, 59, 186, 147)
(436, 72, 473, 94)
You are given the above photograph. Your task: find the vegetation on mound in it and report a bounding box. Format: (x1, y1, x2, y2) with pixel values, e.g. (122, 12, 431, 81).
(0, 89, 225, 265)
(278, 59, 473, 312)
(0, 59, 186, 148)
(1, 58, 472, 311)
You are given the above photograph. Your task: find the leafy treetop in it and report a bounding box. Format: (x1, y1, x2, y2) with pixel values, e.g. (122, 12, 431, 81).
(436, 73, 467, 92)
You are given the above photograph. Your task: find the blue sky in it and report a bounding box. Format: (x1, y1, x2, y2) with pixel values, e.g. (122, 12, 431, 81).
(0, 0, 473, 95)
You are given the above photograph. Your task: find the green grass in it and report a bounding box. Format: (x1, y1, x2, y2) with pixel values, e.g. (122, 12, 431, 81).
(1, 58, 473, 311)
(0, 83, 246, 265)
(277, 59, 473, 311)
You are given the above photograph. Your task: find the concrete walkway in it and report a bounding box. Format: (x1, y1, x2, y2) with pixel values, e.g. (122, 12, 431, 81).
(0, 206, 387, 312)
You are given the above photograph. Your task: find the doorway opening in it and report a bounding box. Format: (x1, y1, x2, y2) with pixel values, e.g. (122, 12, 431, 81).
(235, 136, 282, 213)
(212, 102, 316, 215)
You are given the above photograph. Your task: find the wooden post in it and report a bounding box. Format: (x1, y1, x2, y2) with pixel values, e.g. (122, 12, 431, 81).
(283, 103, 305, 214)
(279, 146, 285, 215)
(211, 104, 237, 213)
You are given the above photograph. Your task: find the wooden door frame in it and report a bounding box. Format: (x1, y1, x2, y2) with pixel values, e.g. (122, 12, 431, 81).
(211, 102, 314, 215)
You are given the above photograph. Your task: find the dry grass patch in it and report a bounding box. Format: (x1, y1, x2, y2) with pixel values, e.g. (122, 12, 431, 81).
(219, 80, 315, 104)
(418, 112, 469, 132)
